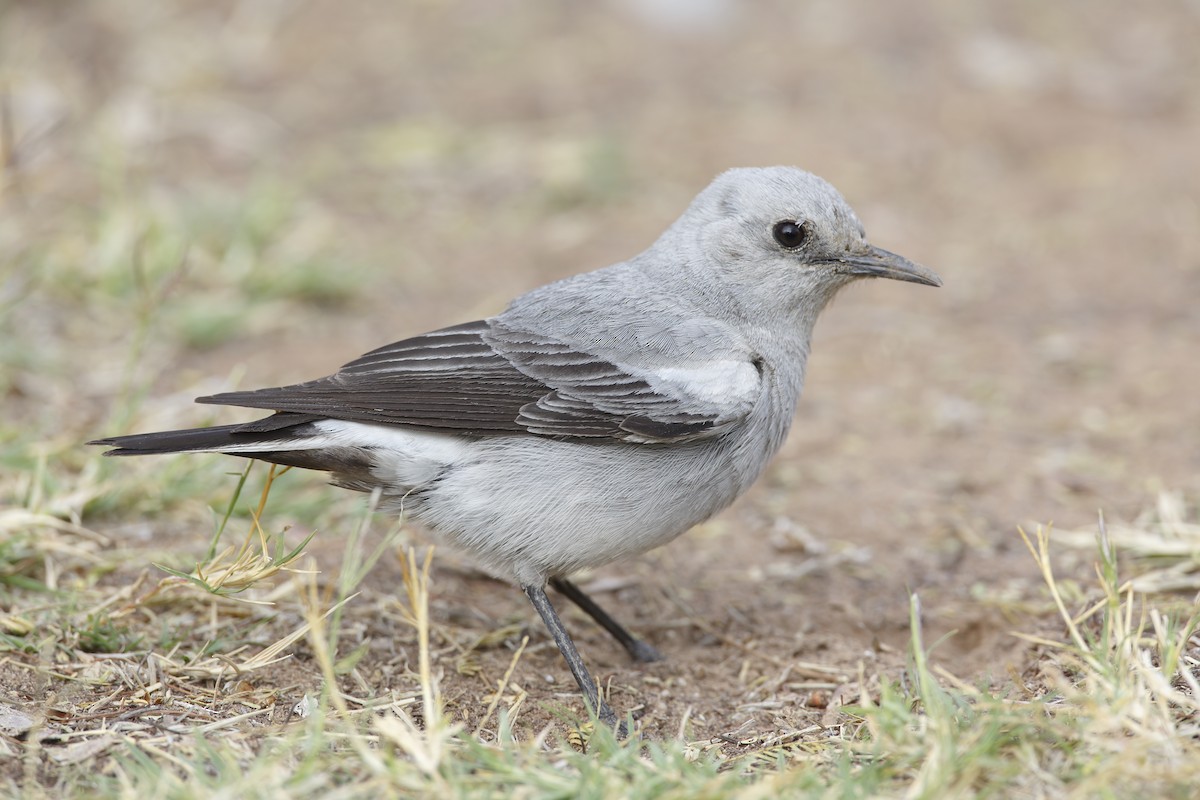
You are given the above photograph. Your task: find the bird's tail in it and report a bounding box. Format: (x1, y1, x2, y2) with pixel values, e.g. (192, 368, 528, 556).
(91, 413, 459, 490)
(89, 413, 323, 457)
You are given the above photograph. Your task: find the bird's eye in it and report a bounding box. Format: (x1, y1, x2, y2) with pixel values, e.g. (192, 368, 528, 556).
(772, 220, 808, 249)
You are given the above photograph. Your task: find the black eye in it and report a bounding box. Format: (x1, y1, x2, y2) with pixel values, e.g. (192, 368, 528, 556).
(772, 220, 808, 249)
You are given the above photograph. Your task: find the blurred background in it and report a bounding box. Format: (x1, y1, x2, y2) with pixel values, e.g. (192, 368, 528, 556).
(2, 0, 1199, 735)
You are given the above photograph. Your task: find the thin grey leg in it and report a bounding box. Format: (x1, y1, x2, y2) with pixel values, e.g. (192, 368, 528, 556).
(550, 577, 664, 664)
(522, 583, 621, 730)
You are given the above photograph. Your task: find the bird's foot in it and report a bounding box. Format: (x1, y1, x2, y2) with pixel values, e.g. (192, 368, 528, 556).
(626, 639, 664, 664)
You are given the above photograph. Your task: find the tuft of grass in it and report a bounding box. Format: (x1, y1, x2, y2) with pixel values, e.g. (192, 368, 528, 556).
(75, 614, 143, 654)
(1057, 491, 1200, 594)
(152, 464, 316, 602)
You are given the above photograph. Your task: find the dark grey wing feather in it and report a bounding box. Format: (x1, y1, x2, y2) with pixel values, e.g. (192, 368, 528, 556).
(199, 320, 754, 443)
(484, 322, 737, 441)
(200, 321, 540, 434)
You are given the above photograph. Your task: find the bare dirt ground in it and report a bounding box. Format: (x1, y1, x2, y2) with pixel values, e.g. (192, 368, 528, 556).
(2, 0, 1199, 756)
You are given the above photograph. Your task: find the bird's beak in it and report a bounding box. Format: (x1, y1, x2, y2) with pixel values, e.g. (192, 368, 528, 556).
(834, 246, 942, 287)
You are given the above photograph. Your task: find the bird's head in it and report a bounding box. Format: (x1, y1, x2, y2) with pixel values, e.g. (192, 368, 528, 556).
(656, 167, 940, 322)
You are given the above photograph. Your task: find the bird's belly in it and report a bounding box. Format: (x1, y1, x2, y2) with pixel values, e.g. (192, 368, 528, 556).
(400, 435, 762, 585)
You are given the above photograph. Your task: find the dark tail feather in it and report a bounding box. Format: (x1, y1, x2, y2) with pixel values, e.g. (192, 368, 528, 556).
(89, 413, 322, 456)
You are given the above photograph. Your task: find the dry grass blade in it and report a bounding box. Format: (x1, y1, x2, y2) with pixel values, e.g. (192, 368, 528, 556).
(1018, 524, 1093, 655)
(0, 509, 109, 544)
(297, 571, 389, 777)
(375, 547, 463, 777)
(242, 587, 359, 673)
(473, 635, 528, 737)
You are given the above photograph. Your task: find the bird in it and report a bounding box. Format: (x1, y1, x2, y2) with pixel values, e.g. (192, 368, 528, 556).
(91, 166, 941, 732)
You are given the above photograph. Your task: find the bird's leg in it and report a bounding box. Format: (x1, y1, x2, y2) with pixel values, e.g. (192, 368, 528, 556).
(550, 577, 663, 664)
(522, 583, 622, 731)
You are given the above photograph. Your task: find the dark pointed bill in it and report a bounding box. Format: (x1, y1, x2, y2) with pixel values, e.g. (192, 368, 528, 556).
(834, 245, 942, 287)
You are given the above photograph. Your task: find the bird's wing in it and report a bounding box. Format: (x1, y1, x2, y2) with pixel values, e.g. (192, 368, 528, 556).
(198, 320, 761, 443)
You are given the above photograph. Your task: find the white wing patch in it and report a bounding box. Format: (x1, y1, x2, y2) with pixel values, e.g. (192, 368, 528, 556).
(647, 360, 761, 408)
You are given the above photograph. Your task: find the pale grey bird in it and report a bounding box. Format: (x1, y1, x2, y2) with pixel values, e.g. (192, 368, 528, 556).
(91, 167, 940, 731)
